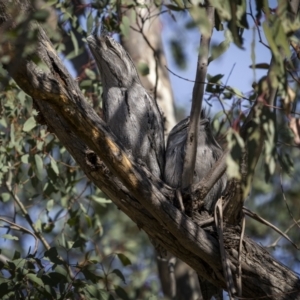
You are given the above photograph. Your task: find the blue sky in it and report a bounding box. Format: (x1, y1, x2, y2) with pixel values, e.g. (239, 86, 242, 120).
(160, 5, 272, 113)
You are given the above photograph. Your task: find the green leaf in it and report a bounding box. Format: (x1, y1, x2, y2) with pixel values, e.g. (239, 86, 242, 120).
(46, 0, 58, 5)
(72, 238, 86, 249)
(117, 253, 131, 266)
(80, 79, 93, 88)
(21, 154, 29, 164)
(23, 116, 37, 132)
(120, 16, 130, 38)
(17, 90, 26, 105)
(90, 195, 111, 204)
(48, 270, 69, 284)
(1, 193, 10, 202)
(207, 74, 224, 83)
(112, 269, 126, 284)
(210, 0, 231, 20)
(85, 214, 92, 228)
(34, 154, 44, 181)
(70, 31, 79, 55)
(50, 157, 59, 175)
(79, 203, 87, 213)
(208, 39, 230, 65)
(226, 128, 244, 179)
(85, 68, 96, 80)
(206, 74, 224, 93)
(27, 273, 44, 287)
(226, 86, 244, 98)
(44, 247, 63, 265)
(85, 285, 111, 299)
(33, 9, 50, 22)
(170, 39, 186, 69)
(81, 268, 102, 283)
(137, 62, 150, 76)
(35, 219, 42, 231)
(42, 222, 55, 233)
(87, 12, 94, 34)
(11, 259, 26, 271)
(262, 21, 279, 57)
(165, 4, 184, 11)
(1, 234, 18, 241)
(12, 251, 21, 261)
(47, 199, 54, 211)
(114, 285, 130, 300)
(190, 6, 211, 36)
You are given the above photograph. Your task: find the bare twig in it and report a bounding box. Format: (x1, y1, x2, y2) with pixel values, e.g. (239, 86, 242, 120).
(181, 4, 215, 190)
(243, 207, 299, 250)
(131, 10, 160, 102)
(0, 217, 39, 253)
(5, 181, 76, 279)
(268, 219, 300, 248)
(190, 149, 228, 201)
(237, 213, 246, 296)
(248, 0, 270, 49)
(214, 198, 236, 299)
(165, 66, 250, 101)
(175, 189, 185, 212)
(280, 172, 300, 230)
(5, 181, 51, 251)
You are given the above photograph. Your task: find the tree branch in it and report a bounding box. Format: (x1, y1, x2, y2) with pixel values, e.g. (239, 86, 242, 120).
(181, 4, 214, 189)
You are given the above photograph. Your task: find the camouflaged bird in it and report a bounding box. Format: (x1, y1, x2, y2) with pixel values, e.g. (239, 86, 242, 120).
(87, 33, 165, 179)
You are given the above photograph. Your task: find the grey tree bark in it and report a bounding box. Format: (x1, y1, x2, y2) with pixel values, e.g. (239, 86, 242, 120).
(1, 1, 300, 299)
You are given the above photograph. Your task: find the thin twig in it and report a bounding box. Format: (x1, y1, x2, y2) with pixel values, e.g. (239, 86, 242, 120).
(165, 66, 250, 101)
(5, 181, 76, 279)
(267, 219, 300, 248)
(5, 181, 51, 251)
(133, 11, 159, 103)
(214, 198, 236, 299)
(181, 4, 214, 190)
(243, 207, 299, 250)
(175, 189, 185, 212)
(0, 217, 39, 253)
(280, 172, 300, 230)
(237, 213, 245, 297)
(248, 0, 270, 50)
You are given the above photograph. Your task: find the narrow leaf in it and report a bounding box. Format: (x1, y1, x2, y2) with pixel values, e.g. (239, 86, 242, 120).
(117, 253, 131, 266)
(70, 31, 78, 55)
(23, 117, 36, 132)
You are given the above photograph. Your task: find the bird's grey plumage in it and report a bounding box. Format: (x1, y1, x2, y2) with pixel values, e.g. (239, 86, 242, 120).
(164, 112, 226, 211)
(164, 112, 226, 300)
(87, 34, 164, 178)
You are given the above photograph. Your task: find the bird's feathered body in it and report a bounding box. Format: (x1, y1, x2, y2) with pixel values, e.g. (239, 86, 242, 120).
(87, 34, 164, 178)
(165, 112, 226, 299)
(164, 113, 226, 211)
